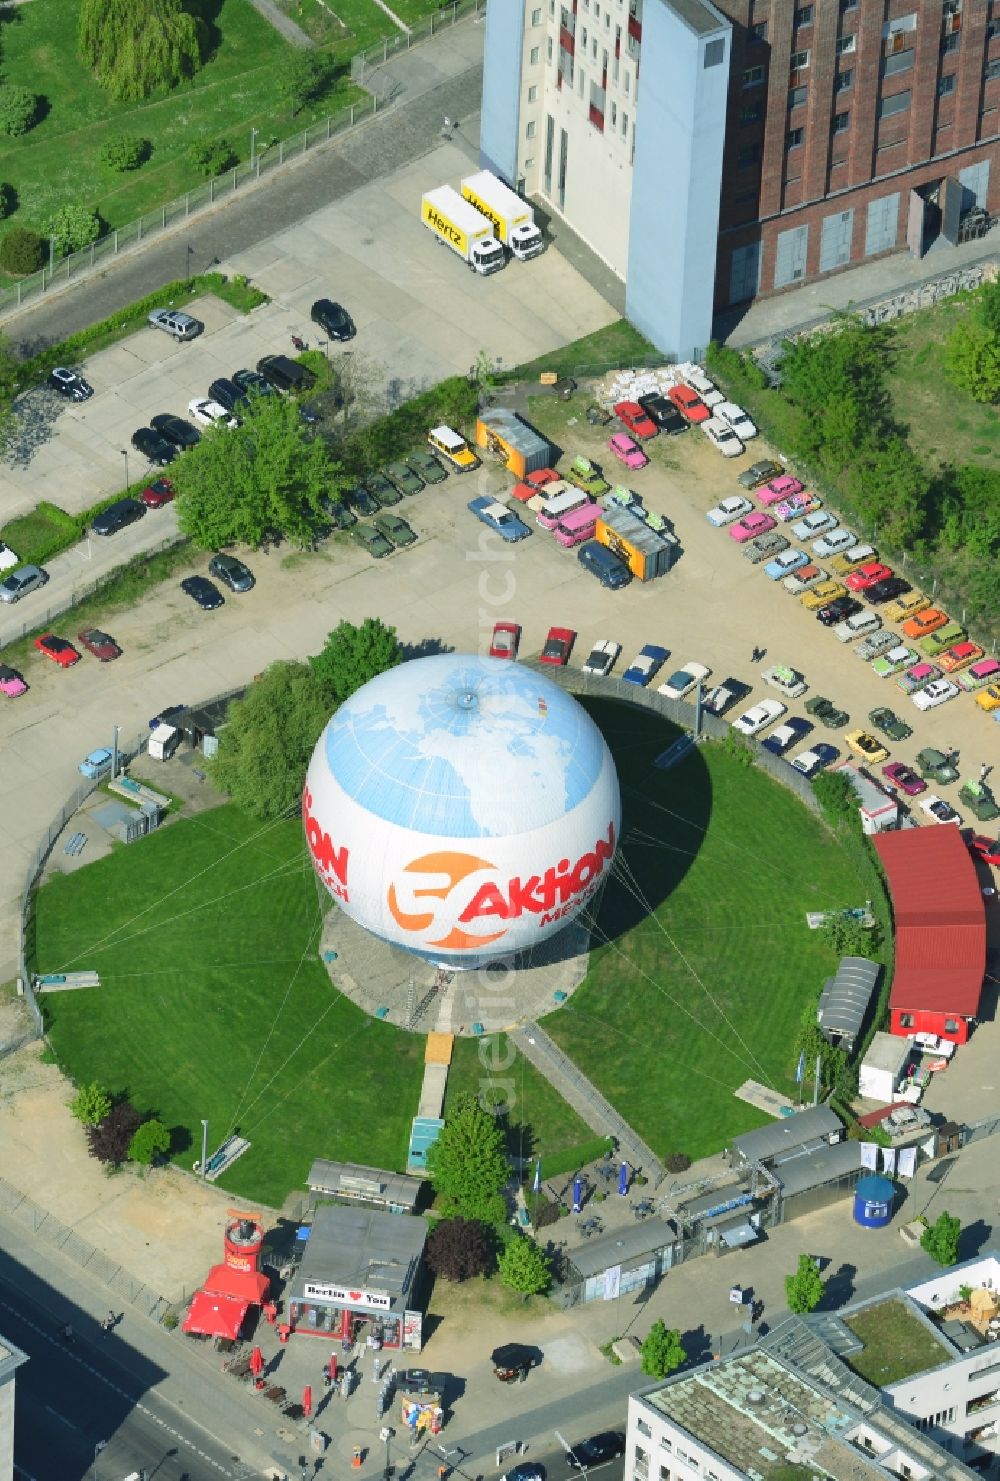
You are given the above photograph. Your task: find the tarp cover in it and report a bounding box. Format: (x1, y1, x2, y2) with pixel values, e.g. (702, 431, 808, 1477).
(182, 1289, 249, 1340)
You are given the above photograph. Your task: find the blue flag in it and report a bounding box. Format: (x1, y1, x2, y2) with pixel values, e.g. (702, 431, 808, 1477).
(796, 1050, 806, 1084)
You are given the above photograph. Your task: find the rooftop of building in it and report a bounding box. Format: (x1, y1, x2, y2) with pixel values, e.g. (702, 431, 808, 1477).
(660, 0, 728, 38)
(841, 1298, 953, 1387)
(0, 1331, 28, 1383)
(306, 1158, 424, 1212)
(291, 1202, 427, 1309)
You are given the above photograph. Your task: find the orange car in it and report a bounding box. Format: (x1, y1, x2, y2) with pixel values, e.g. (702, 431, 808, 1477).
(901, 607, 949, 640)
(938, 641, 984, 673)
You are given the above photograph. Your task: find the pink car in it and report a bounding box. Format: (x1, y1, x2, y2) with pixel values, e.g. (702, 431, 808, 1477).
(0, 663, 27, 698)
(729, 511, 777, 543)
(758, 475, 804, 506)
(958, 657, 1000, 692)
(881, 762, 926, 797)
(608, 432, 649, 470)
(774, 490, 817, 521)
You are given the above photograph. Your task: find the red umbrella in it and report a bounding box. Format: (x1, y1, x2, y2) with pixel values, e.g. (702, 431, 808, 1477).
(249, 1346, 264, 1378)
(303, 1384, 313, 1419)
(328, 1353, 338, 1382)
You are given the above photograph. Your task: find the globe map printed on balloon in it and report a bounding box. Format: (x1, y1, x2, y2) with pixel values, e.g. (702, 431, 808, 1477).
(304, 655, 621, 966)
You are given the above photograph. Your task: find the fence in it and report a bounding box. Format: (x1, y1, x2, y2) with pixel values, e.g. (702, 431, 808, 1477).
(350, 0, 486, 83)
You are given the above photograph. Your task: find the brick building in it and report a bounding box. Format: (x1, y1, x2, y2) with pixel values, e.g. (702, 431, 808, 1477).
(479, 0, 1000, 360)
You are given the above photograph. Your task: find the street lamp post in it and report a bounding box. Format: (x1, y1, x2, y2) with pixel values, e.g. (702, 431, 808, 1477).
(200, 1119, 209, 1177)
(120, 447, 128, 492)
(251, 127, 259, 170)
(92, 1440, 107, 1480)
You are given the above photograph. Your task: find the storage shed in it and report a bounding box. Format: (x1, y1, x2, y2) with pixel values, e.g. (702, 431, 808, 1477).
(730, 1106, 844, 1169)
(475, 409, 554, 478)
(858, 1032, 912, 1105)
(816, 956, 881, 1053)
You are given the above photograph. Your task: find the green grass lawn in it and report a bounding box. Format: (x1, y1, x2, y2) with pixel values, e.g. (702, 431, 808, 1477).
(511, 320, 658, 382)
(36, 805, 425, 1208)
(544, 700, 884, 1162)
(843, 1300, 951, 1386)
(447, 1034, 594, 1169)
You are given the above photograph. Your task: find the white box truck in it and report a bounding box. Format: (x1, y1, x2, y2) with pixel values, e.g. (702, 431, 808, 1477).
(460, 170, 545, 260)
(421, 186, 505, 275)
(148, 723, 181, 761)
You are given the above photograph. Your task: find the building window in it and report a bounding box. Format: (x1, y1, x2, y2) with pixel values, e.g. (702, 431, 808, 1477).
(790, 49, 810, 70)
(659, 1439, 673, 1453)
(528, 84, 538, 100)
(547, 36, 553, 60)
(622, 110, 628, 136)
(529, 47, 540, 63)
(938, 73, 956, 97)
(788, 85, 808, 107)
(988, 20, 1000, 41)
(941, 32, 959, 54)
(786, 126, 804, 148)
(743, 65, 765, 88)
(836, 34, 856, 55)
(741, 101, 763, 123)
(883, 48, 914, 76)
(832, 110, 849, 132)
(738, 143, 761, 165)
(750, 20, 767, 42)
(592, 37, 598, 59)
(900, 1013, 914, 1028)
(638, 1422, 652, 1439)
(795, 5, 813, 24)
(531, 6, 542, 22)
(836, 68, 853, 91)
(610, 100, 616, 125)
(623, 69, 629, 93)
(579, 67, 585, 94)
(840, 0, 856, 9)
(525, 119, 536, 137)
(549, 0, 555, 13)
(580, 25, 587, 46)
(878, 89, 911, 117)
(987, 59, 1000, 81)
(704, 37, 724, 67)
(944, 1019, 959, 1034)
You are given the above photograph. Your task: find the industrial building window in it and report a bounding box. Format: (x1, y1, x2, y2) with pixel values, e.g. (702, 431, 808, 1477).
(832, 110, 849, 132)
(944, 1020, 958, 1034)
(987, 59, 1000, 80)
(526, 119, 536, 137)
(938, 74, 956, 96)
(786, 126, 804, 148)
(788, 85, 808, 107)
(877, 89, 911, 117)
(743, 65, 765, 87)
(741, 101, 763, 123)
(883, 48, 914, 76)
(530, 47, 540, 64)
(790, 49, 810, 70)
(836, 34, 856, 55)
(899, 1013, 914, 1027)
(738, 143, 761, 165)
(704, 38, 724, 67)
(795, 5, 813, 24)
(836, 68, 853, 91)
(941, 32, 959, 54)
(528, 84, 538, 100)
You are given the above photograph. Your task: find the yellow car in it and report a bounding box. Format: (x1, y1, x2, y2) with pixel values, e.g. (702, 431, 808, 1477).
(428, 424, 480, 472)
(800, 579, 847, 611)
(845, 729, 890, 764)
(830, 545, 878, 575)
(976, 685, 1000, 713)
(883, 590, 929, 624)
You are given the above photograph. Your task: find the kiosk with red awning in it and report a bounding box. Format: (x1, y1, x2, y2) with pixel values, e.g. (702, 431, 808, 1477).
(182, 1213, 270, 1341)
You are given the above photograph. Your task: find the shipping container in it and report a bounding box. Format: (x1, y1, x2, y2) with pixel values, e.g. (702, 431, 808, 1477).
(594, 506, 678, 581)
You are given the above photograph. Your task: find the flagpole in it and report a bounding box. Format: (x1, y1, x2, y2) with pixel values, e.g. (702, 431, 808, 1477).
(813, 1054, 821, 1107)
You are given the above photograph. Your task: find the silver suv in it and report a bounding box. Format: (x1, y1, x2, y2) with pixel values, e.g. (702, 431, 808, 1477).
(148, 308, 203, 341)
(0, 564, 48, 603)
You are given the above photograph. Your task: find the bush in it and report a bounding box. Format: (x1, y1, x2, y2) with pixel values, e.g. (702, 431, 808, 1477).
(189, 138, 236, 179)
(0, 226, 45, 275)
(665, 1153, 691, 1174)
(87, 1100, 142, 1165)
(47, 204, 102, 258)
(0, 184, 15, 220)
(0, 85, 38, 137)
(70, 1081, 112, 1127)
(128, 1118, 171, 1166)
(424, 1217, 492, 1281)
(99, 134, 151, 172)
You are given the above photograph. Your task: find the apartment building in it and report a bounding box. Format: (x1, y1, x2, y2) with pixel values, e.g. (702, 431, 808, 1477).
(480, 0, 1000, 358)
(0, 1333, 27, 1481)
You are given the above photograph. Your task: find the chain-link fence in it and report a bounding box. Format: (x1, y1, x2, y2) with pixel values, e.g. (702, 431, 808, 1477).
(350, 0, 486, 83)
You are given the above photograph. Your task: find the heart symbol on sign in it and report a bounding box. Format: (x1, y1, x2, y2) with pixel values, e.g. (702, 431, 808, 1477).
(349, 1291, 363, 1301)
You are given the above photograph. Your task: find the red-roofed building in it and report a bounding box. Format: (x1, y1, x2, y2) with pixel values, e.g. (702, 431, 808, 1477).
(182, 1214, 270, 1343)
(874, 826, 986, 1045)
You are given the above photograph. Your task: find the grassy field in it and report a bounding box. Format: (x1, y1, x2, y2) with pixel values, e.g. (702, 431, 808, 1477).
(447, 1034, 594, 1169)
(510, 320, 658, 382)
(885, 296, 1000, 475)
(545, 700, 883, 1163)
(36, 805, 425, 1208)
(844, 1300, 951, 1386)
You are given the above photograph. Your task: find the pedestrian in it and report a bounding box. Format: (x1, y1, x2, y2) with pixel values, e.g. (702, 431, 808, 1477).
(62, 1323, 74, 1344)
(980, 763, 991, 782)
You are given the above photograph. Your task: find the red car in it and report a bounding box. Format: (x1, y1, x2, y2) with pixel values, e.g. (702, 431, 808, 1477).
(881, 761, 926, 797)
(967, 833, 1000, 866)
(667, 384, 710, 423)
(139, 478, 176, 509)
(539, 626, 575, 665)
(510, 468, 559, 503)
(845, 561, 894, 593)
(489, 621, 520, 660)
(35, 634, 80, 668)
(613, 401, 657, 439)
(77, 627, 122, 662)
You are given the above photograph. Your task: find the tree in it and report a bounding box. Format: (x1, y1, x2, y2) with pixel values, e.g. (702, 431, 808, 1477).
(0, 85, 38, 136)
(209, 661, 334, 820)
(281, 51, 334, 118)
(99, 134, 151, 171)
(497, 1234, 550, 1295)
(921, 1210, 962, 1267)
(309, 618, 403, 705)
(128, 1118, 171, 1166)
(189, 137, 237, 179)
(812, 771, 856, 827)
(974, 280, 1000, 338)
(87, 1100, 142, 1165)
(424, 1217, 492, 1281)
(426, 1093, 510, 1224)
(944, 319, 1000, 404)
(78, 0, 203, 101)
(785, 1254, 825, 1314)
(821, 911, 880, 958)
(641, 1320, 686, 1378)
(0, 184, 15, 220)
(70, 1081, 112, 1127)
(47, 205, 102, 258)
(0, 226, 45, 275)
(175, 390, 336, 550)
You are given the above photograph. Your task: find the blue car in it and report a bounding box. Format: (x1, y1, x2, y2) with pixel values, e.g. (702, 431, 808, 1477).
(763, 549, 809, 580)
(622, 644, 669, 686)
(467, 497, 531, 543)
(761, 716, 812, 756)
(790, 741, 839, 777)
(78, 746, 114, 779)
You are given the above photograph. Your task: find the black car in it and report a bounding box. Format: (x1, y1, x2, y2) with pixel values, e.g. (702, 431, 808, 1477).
(310, 298, 355, 341)
(866, 576, 910, 604)
(48, 366, 94, 401)
(91, 497, 146, 538)
(151, 413, 201, 450)
(346, 484, 379, 517)
(208, 553, 254, 593)
(816, 595, 863, 626)
(232, 368, 276, 399)
(180, 576, 224, 610)
(567, 1434, 626, 1469)
(256, 354, 317, 393)
(209, 377, 247, 415)
(637, 393, 687, 435)
(132, 427, 177, 466)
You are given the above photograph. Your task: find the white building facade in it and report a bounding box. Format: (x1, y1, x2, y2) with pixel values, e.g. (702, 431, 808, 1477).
(0, 1334, 28, 1481)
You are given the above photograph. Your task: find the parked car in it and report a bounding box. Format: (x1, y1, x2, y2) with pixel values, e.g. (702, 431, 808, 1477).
(139, 478, 176, 508)
(311, 298, 355, 340)
(208, 553, 255, 592)
(738, 459, 783, 490)
(762, 663, 807, 698)
(540, 626, 576, 666)
(666, 384, 709, 423)
(257, 354, 317, 393)
(813, 528, 859, 559)
(791, 510, 838, 541)
(774, 491, 820, 522)
(148, 308, 203, 340)
(0, 664, 28, 698)
(91, 498, 145, 537)
(758, 475, 803, 505)
(0, 564, 48, 603)
(613, 401, 657, 438)
(577, 540, 631, 588)
(901, 607, 949, 640)
(845, 562, 894, 593)
(567, 1435, 626, 1469)
(385, 461, 424, 496)
(468, 497, 531, 542)
(816, 596, 863, 627)
(744, 531, 789, 564)
(374, 513, 416, 548)
(800, 580, 847, 611)
(702, 417, 743, 458)
(489, 622, 521, 660)
(406, 449, 448, 484)
(657, 662, 710, 700)
(920, 795, 963, 826)
(131, 427, 176, 466)
(917, 748, 960, 782)
(967, 833, 1000, 865)
(976, 685, 1000, 712)
(564, 456, 609, 497)
(829, 543, 878, 575)
(833, 610, 881, 642)
(351, 523, 393, 559)
(637, 394, 686, 434)
(366, 472, 402, 507)
(608, 432, 649, 470)
(623, 643, 669, 686)
(804, 695, 850, 728)
(865, 575, 911, 604)
(856, 631, 899, 662)
(716, 402, 756, 440)
(881, 762, 926, 797)
(77, 628, 121, 662)
(347, 484, 380, 517)
(921, 622, 967, 658)
(762, 717, 812, 755)
(883, 590, 929, 624)
(232, 368, 276, 400)
(706, 495, 753, 527)
(868, 707, 911, 742)
(912, 678, 960, 711)
(581, 639, 621, 676)
(428, 424, 479, 472)
(896, 661, 941, 695)
(733, 699, 786, 736)
(208, 377, 246, 415)
(791, 743, 839, 777)
(958, 658, 1000, 692)
(729, 511, 776, 543)
(35, 633, 80, 667)
(78, 747, 114, 779)
(320, 494, 356, 530)
(938, 641, 984, 674)
(180, 575, 224, 609)
(188, 397, 237, 429)
(703, 680, 749, 716)
(48, 366, 93, 401)
(845, 730, 889, 764)
(783, 563, 827, 595)
(151, 413, 200, 449)
(871, 645, 918, 678)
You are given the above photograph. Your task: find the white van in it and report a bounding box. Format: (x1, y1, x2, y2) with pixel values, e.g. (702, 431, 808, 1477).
(148, 723, 182, 761)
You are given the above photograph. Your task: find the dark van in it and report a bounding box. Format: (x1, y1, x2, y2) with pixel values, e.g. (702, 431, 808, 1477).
(256, 355, 317, 393)
(577, 540, 632, 589)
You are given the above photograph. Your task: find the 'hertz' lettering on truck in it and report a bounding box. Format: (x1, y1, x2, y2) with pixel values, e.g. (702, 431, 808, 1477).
(595, 505, 679, 582)
(460, 170, 546, 261)
(420, 186, 506, 275)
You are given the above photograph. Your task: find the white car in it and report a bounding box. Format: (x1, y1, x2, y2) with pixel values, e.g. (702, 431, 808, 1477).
(791, 746, 838, 778)
(856, 631, 898, 662)
(733, 698, 786, 736)
(703, 418, 744, 459)
(813, 527, 858, 558)
(834, 611, 881, 643)
(762, 664, 807, 698)
(0, 541, 18, 573)
(675, 362, 723, 404)
(706, 495, 753, 526)
(188, 397, 238, 429)
(912, 678, 960, 711)
(658, 662, 711, 700)
(703, 682, 743, 716)
(581, 639, 621, 677)
(791, 510, 838, 541)
(920, 794, 963, 826)
(716, 402, 757, 440)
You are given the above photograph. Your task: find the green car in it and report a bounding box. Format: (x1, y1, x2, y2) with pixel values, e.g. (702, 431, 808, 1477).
(320, 494, 356, 530)
(868, 706, 912, 742)
(366, 472, 402, 507)
(920, 622, 966, 658)
(374, 513, 416, 548)
(406, 449, 448, 484)
(564, 455, 610, 498)
(351, 522, 392, 559)
(958, 781, 1000, 821)
(804, 695, 850, 728)
(385, 461, 424, 496)
(916, 747, 960, 783)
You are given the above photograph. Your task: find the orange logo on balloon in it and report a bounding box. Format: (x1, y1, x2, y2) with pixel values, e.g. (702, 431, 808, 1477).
(387, 852, 508, 950)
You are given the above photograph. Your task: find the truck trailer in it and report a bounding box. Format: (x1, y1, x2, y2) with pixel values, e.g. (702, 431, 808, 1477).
(421, 186, 505, 275)
(460, 170, 545, 260)
(595, 506, 678, 582)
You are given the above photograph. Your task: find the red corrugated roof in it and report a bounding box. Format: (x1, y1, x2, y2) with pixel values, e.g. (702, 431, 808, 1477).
(874, 826, 985, 1017)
